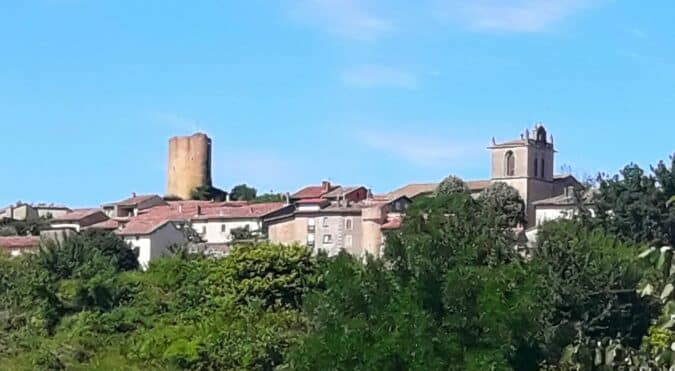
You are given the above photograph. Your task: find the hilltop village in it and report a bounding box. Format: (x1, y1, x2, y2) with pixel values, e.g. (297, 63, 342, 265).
(0, 125, 582, 267)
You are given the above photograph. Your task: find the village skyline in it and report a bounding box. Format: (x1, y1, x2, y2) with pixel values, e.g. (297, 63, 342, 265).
(2, 1, 675, 206)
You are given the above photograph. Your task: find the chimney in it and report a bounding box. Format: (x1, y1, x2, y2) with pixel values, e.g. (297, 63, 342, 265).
(284, 192, 291, 205)
(132, 192, 137, 198)
(196, 205, 202, 216)
(226, 193, 231, 202)
(178, 204, 183, 214)
(322, 180, 331, 192)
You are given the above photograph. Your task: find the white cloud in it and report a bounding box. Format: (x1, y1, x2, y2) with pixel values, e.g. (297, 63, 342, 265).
(288, 0, 393, 41)
(356, 129, 480, 166)
(341, 65, 418, 89)
(435, 0, 596, 32)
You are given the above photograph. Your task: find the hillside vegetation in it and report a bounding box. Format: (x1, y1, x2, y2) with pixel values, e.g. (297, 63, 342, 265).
(1, 155, 674, 370)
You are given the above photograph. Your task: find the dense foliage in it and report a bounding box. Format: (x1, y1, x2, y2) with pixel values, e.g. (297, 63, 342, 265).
(434, 174, 469, 196)
(1, 154, 674, 370)
(0, 216, 51, 236)
(595, 156, 675, 247)
(0, 237, 321, 370)
(478, 181, 527, 228)
(189, 185, 228, 202)
(230, 184, 258, 201)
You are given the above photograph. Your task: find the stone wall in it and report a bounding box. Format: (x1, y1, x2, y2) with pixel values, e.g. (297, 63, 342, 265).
(166, 133, 212, 200)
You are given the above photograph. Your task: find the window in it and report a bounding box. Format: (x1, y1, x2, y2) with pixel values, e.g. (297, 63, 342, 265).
(345, 235, 353, 247)
(307, 233, 315, 245)
(345, 218, 353, 230)
(540, 158, 545, 178)
(221, 224, 226, 233)
(322, 234, 333, 244)
(534, 158, 538, 178)
(505, 151, 515, 176)
(308, 218, 316, 232)
(322, 217, 329, 227)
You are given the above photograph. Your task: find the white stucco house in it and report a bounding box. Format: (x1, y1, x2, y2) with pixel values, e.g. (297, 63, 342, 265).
(115, 218, 187, 269)
(189, 203, 291, 245)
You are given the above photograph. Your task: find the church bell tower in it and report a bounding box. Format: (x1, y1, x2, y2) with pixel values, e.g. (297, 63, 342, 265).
(488, 124, 556, 225)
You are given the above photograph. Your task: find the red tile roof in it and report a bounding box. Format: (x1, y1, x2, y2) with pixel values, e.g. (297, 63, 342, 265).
(466, 180, 491, 192)
(191, 202, 287, 220)
(291, 186, 328, 199)
(131, 201, 286, 222)
(0, 236, 40, 249)
(387, 180, 491, 200)
(86, 219, 121, 230)
(53, 208, 103, 222)
(323, 186, 365, 198)
(116, 218, 174, 236)
(381, 217, 402, 231)
(102, 194, 166, 207)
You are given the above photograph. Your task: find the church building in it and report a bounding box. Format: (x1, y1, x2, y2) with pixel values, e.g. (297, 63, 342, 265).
(388, 124, 581, 226)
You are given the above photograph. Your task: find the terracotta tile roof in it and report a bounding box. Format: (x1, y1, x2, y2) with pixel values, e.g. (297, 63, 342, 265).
(85, 219, 121, 230)
(386, 183, 437, 200)
(116, 218, 174, 236)
(0, 236, 40, 249)
(103, 194, 164, 207)
(381, 217, 402, 231)
(466, 180, 491, 192)
(387, 180, 490, 200)
(53, 208, 103, 222)
(323, 186, 363, 198)
(192, 202, 287, 220)
(291, 186, 328, 199)
(136, 201, 287, 221)
(116, 202, 288, 236)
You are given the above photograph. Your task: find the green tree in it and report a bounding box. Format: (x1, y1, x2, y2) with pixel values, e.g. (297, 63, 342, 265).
(287, 194, 541, 370)
(230, 184, 258, 201)
(434, 174, 469, 196)
(595, 157, 674, 247)
(533, 219, 657, 368)
(190, 185, 228, 201)
(207, 243, 321, 310)
(252, 193, 285, 203)
(478, 181, 527, 228)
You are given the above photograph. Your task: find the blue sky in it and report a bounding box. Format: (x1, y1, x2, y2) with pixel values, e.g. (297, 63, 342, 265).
(1, 0, 674, 207)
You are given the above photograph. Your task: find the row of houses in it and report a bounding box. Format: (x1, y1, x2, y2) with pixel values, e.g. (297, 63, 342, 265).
(1, 125, 587, 267)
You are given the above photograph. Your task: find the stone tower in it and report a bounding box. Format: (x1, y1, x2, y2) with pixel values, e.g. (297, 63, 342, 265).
(166, 133, 212, 200)
(488, 124, 556, 225)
